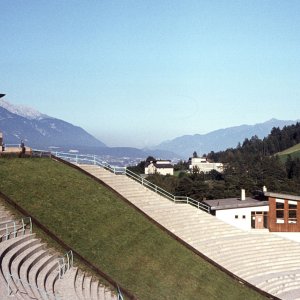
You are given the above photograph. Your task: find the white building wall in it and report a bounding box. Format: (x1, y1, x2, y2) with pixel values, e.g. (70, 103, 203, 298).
(189, 157, 224, 173)
(157, 168, 174, 176)
(215, 205, 269, 231)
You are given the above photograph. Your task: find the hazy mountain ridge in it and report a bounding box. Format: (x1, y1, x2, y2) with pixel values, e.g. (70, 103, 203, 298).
(0, 100, 179, 160)
(155, 119, 300, 158)
(0, 106, 106, 148)
(2, 99, 298, 162)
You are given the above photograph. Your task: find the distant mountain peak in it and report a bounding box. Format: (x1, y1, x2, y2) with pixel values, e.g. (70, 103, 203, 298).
(0, 99, 106, 148)
(0, 99, 49, 120)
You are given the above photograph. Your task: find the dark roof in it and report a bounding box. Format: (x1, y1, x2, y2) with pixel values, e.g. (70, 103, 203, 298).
(154, 163, 173, 169)
(203, 197, 269, 210)
(0, 94, 5, 98)
(264, 192, 300, 201)
(145, 160, 173, 168)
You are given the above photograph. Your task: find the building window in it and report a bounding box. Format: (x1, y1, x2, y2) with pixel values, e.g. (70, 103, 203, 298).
(242, 215, 246, 219)
(288, 201, 297, 224)
(235, 215, 238, 219)
(276, 199, 285, 224)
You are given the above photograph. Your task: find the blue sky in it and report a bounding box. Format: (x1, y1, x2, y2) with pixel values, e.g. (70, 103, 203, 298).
(1, 1, 300, 148)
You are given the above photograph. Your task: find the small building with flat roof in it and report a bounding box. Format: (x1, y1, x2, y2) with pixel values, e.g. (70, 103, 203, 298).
(188, 157, 223, 173)
(203, 189, 269, 231)
(204, 189, 300, 233)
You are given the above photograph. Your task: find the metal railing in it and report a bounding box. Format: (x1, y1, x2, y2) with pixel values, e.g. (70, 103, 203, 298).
(7, 274, 61, 300)
(117, 286, 124, 300)
(2, 143, 21, 148)
(32, 149, 52, 157)
(51, 151, 210, 213)
(0, 217, 32, 242)
(58, 250, 74, 279)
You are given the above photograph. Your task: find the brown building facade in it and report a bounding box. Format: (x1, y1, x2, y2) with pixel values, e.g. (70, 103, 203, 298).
(266, 192, 300, 232)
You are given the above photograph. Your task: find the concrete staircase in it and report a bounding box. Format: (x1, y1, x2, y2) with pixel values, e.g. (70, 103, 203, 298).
(80, 163, 300, 300)
(0, 203, 119, 300)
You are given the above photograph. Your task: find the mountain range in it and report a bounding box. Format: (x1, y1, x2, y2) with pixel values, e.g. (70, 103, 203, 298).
(155, 118, 300, 158)
(0, 99, 178, 160)
(0, 100, 106, 149)
(0, 98, 298, 160)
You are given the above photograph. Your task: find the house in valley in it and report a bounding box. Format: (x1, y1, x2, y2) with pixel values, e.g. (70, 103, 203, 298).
(188, 157, 223, 173)
(145, 160, 174, 176)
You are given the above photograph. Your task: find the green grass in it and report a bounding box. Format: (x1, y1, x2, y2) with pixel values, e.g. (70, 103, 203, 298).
(0, 157, 266, 300)
(277, 143, 300, 163)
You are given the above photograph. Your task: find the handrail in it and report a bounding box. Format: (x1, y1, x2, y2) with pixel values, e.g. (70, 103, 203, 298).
(7, 273, 61, 300)
(51, 151, 210, 213)
(58, 250, 74, 279)
(0, 217, 32, 242)
(3, 143, 21, 147)
(117, 285, 124, 300)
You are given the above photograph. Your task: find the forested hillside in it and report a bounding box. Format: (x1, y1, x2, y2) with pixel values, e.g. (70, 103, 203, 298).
(146, 123, 300, 200)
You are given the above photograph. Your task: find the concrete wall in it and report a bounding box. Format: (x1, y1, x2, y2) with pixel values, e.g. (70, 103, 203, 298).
(216, 205, 269, 231)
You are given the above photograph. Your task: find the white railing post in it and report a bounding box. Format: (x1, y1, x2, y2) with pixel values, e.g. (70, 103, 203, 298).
(13, 221, 17, 238)
(75, 155, 78, 164)
(5, 224, 8, 240)
(67, 252, 70, 270)
(21, 218, 25, 235)
(29, 217, 32, 234)
(93, 155, 96, 165)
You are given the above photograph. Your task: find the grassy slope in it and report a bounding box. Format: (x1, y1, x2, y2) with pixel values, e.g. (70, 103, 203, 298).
(277, 143, 300, 162)
(0, 157, 265, 300)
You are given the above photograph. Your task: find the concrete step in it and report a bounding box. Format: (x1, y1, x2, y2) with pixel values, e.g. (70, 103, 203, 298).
(240, 264, 300, 280)
(28, 254, 57, 299)
(90, 280, 99, 300)
(83, 275, 92, 299)
(1, 235, 37, 300)
(75, 270, 85, 300)
(19, 248, 49, 299)
(55, 267, 79, 300)
(37, 257, 59, 299)
(276, 287, 300, 300)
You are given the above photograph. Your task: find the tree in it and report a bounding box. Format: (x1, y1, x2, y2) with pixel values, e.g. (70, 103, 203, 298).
(193, 151, 198, 158)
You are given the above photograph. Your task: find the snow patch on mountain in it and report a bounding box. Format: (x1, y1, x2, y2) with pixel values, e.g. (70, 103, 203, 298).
(0, 99, 49, 120)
